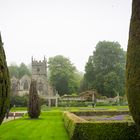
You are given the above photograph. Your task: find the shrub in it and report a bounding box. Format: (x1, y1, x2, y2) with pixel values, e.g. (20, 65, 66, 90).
(58, 101, 86, 107)
(41, 104, 51, 111)
(126, 0, 140, 131)
(64, 112, 139, 140)
(0, 34, 10, 124)
(63, 111, 87, 138)
(28, 80, 40, 118)
(10, 95, 46, 108)
(10, 94, 28, 107)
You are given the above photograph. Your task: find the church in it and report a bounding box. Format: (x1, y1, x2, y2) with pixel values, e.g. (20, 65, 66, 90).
(11, 57, 59, 106)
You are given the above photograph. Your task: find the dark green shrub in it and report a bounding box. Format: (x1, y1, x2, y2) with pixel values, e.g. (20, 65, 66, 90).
(59, 101, 87, 107)
(64, 111, 87, 138)
(0, 33, 10, 124)
(39, 97, 46, 106)
(73, 122, 138, 140)
(64, 112, 139, 140)
(10, 94, 28, 107)
(28, 80, 40, 118)
(126, 0, 140, 131)
(10, 94, 46, 108)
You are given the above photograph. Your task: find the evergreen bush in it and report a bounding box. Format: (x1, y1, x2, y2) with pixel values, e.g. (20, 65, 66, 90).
(64, 112, 139, 140)
(28, 80, 40, 118)
(126, 0, 140, 131)
(0, 33, 10, 124)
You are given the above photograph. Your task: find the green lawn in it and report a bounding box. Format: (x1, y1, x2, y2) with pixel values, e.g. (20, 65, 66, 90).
(10, 107, 27, 112)
(0, 106, 129, 140)
(10, 105, 129, 112)
(0, 111, 69, 140)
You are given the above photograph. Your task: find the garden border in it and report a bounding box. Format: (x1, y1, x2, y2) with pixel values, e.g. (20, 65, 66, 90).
(63, 111, 139, 140)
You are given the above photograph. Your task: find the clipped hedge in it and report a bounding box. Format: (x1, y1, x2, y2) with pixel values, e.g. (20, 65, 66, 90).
(63, 112, 139, 140)
(64, 111, 87, 138)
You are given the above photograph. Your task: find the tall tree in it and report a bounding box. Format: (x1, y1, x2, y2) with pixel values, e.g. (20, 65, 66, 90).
(28, 80, 40, 118)
(82, 41, 125, 97)
(19, 63, 31, 78)
(8, 64, 19, 78)
(84, 56, 95, 90)
(0, 33, 10, 124)
(8, 63, 31, 78)
(126, 0, 140, 131)
(48, 55, 79, 95)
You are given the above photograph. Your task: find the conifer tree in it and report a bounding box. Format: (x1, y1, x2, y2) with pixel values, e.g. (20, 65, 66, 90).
(0, 33, 10, 124)
(28, 80, 40, 118)
(126, 0, 140, 131)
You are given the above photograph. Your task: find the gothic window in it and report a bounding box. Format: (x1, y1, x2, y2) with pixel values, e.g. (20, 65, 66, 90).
(38, 81, 43, 92)
(17, 81, 20, 90)
(11, 83, 17, 92)
(23, 80, 29, 90)
(37, 68, 40, 73)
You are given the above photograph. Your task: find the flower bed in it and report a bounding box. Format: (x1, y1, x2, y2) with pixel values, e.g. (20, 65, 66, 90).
(72, 110, 129, 116)
(80, 114, 133, 122)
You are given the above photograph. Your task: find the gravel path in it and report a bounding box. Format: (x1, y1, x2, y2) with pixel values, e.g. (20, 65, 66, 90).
(2, 111, 27, 123)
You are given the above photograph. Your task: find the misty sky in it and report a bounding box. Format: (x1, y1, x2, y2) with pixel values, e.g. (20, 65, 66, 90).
(0, 0, 132, 72)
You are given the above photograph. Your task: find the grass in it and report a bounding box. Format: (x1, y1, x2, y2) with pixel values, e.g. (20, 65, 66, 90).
(0, 111, 69, 140)
(10, 105, 128, 112)
(10, 107, 27, 112)
(1, 106, 129, 140)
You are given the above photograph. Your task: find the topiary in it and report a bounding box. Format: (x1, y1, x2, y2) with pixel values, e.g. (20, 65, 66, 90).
(0, 33, 10, 124)
(28, 80, 40, 118)
(126, 0, 140, 133)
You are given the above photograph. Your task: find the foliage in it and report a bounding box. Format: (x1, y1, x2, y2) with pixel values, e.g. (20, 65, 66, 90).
(8, 64, 19, 78)
(126, 0, 140, 131)
(83, 56, 95, 90)
(73, 122, 138, 140)
(28, 80, 40, 118)
(10, 107, 27, 112)
(9, 105, 129, 113)
(82, 41, 126, 97)
(0, 33, 10, 124)
(10, 94, 28, 107)
(8, 63, 31, 78)
(0, 111, 69, 140)
(58, 101, 87, 107)
(79, 77, 88, 92)
(10, 94, 46, 108)
(64, 112, 139, 140)
(48, 55, 82, 95)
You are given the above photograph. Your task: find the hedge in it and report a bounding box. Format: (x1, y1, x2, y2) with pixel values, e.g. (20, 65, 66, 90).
(63, 112, 139, 140)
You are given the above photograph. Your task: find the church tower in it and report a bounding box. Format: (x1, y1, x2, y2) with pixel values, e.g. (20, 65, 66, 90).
(31, 56, 47, 78)
(31, 57, 48, 96)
